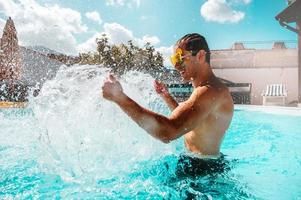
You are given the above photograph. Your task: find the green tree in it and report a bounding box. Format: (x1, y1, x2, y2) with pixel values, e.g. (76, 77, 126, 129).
(79, 34, 164, 77)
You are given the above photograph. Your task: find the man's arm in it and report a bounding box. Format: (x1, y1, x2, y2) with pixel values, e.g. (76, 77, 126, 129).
(114, 93, 175, 143)
(154, 80, 178, 111)
(102, 75, 214, 143)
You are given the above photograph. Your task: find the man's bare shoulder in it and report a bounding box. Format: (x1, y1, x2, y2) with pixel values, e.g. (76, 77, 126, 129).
(185, 85, 217, 111)
(190, 84, 220, 101)
(188, 82, 232, 110)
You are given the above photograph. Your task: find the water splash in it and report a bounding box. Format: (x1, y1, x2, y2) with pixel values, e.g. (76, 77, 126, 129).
(28, 64, 175, 181)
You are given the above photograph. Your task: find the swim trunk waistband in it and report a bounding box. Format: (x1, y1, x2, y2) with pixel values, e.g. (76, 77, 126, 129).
(175, 153, 229, 177)
(185, 151, 223, 160)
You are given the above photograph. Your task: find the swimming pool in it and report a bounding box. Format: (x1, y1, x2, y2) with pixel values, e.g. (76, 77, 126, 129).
(1, 66, 301, 199)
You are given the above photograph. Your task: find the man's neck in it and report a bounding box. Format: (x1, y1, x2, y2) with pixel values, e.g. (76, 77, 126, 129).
(191, 63, 215, 88)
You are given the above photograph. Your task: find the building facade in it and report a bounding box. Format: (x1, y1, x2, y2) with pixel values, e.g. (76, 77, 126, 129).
(211, 43, 298, 105)
(163, 42, 298, 106)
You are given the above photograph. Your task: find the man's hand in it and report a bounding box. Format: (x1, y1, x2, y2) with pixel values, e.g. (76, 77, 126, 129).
(102, 74, 124, 102)
(154, 80, 169, 96)
(154, 79, 178, 110)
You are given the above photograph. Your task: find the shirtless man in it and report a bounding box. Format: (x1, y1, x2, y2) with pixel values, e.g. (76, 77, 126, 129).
(102, 33, 233, 163)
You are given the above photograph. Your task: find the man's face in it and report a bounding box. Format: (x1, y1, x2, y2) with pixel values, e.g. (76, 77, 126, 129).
(171, 45, 194, 82)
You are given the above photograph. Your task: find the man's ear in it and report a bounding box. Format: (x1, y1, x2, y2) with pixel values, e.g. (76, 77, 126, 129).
(197, 50, 206, 62)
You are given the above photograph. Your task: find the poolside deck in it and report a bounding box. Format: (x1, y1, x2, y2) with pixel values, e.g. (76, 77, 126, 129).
(0, 101, 27, 108)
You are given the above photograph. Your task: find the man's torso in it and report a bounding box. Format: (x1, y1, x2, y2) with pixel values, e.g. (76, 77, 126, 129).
(184, 81, 234, 156)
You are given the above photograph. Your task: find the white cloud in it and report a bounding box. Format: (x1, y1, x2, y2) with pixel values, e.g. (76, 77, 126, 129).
(77, 22, 160, 53)
(103, 23, 160, 46)
(76, 32, 102, 53)
(85, 11, 102, 24)
(106, 0, 140, 8)
(0, 18, 5, 36)
(156, 45, 173, 67)
(0, 0, 87, 55)
(139, 35, 160, 46)
(200, 0, 248, 23)
(0, 0, 20, 15)
(103, 23, 134, 44)
(231, 0, 252, 4)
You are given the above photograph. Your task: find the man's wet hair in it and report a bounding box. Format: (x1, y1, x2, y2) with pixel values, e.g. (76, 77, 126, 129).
(177, 33, 210, 64)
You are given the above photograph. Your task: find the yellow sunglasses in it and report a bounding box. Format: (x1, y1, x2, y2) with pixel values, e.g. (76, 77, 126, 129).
(170, 48, 191, 67)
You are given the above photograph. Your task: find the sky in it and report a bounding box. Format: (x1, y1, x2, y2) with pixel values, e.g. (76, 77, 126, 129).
(0, 0, 298, 66)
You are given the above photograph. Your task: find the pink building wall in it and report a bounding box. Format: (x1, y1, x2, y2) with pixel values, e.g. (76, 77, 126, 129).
(211, 48, 298, 105)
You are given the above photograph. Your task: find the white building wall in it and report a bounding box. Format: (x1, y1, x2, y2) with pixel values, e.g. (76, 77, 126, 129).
(213, 67, 298, 105)
(211, 48, 298, 105)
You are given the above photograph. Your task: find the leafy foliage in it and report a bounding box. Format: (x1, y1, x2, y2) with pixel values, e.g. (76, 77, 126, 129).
(79, 34, 164, 76)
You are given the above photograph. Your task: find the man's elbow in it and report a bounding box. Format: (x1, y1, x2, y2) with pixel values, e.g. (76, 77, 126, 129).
(154, 122, 180, 144)
(157, 132, 178, 144)
(159, 137, 171, 144)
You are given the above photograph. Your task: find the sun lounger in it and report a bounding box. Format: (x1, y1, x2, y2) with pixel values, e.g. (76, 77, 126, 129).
(262, 84, 287, 106)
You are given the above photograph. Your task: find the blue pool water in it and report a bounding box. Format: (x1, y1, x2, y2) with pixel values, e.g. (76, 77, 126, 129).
(1, 66, 301, 199)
